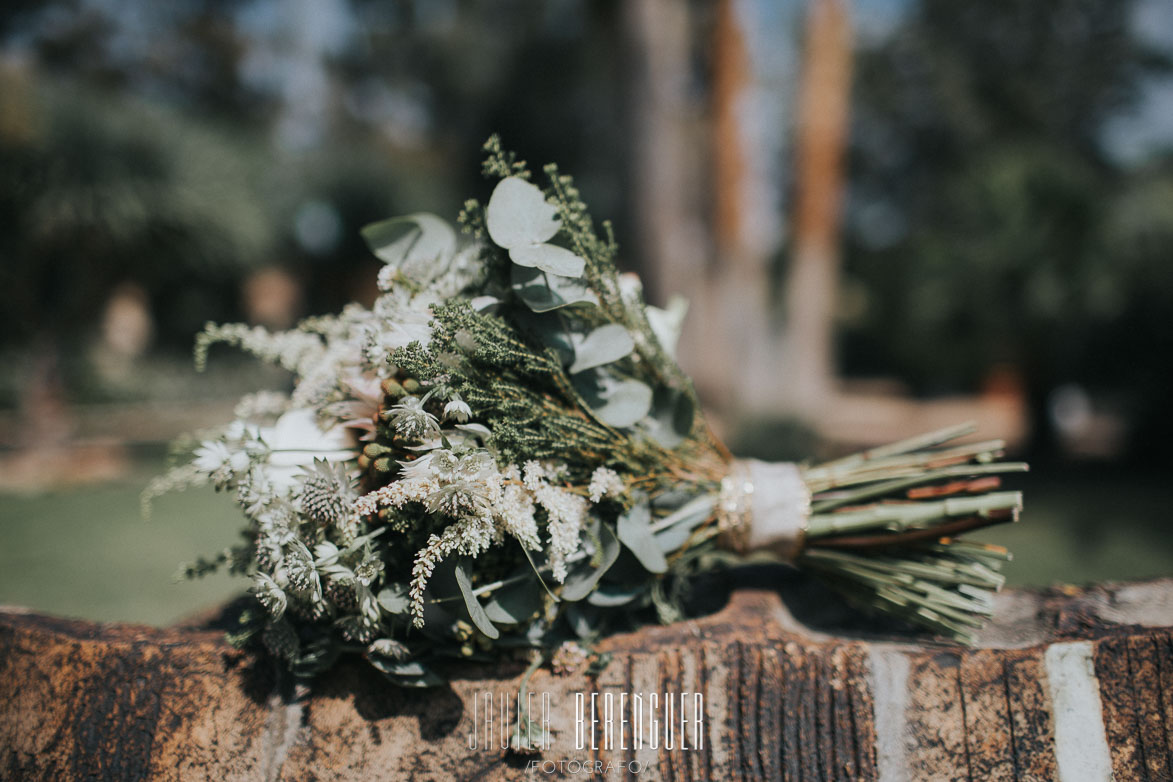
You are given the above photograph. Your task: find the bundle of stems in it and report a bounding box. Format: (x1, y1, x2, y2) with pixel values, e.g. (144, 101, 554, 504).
(796, 423, 1025, 644)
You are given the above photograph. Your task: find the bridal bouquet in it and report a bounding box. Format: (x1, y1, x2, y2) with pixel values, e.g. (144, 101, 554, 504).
(149, 137, 1025, 691)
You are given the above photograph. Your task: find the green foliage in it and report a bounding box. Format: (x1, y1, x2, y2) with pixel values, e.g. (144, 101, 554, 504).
(842, 0, 1173, 454)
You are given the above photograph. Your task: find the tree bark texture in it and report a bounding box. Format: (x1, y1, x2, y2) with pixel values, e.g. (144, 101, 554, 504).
(3, 574, 1172, 780)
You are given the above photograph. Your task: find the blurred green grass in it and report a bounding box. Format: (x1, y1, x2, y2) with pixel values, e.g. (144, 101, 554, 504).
(972, 468, 1173, 588)
(0, 464, 1169, 625)
(0, 477, 244, 624)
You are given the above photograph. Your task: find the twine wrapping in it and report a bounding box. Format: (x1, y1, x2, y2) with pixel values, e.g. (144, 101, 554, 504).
(717, 460, 811, 563)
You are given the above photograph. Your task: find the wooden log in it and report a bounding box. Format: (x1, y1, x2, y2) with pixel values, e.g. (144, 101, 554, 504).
(2, 572, 1171, 781)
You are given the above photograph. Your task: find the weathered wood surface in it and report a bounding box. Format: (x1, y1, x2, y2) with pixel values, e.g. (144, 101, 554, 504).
(2, 572, 1172, 781)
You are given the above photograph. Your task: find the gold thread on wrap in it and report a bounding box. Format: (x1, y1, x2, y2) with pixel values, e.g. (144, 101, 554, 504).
(717, 460, 811, 563)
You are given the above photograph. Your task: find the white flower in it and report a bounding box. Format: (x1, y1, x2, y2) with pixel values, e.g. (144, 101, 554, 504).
(386, 397, 441, 440)
(193, 440, 250, 487)
(262, 408, 356, 492)
(376, 264, 399, 292)
(233, 390, 289, 422)
(522, 461, 548, 492)
(443, 398, 472, 423)
(537, 484, 588, 583)
(397, 451, 441, 481)
(252, 572, 288, 619)
(588, 467, 625, 503)
(425, 481, 490, 516)
(193, 441, 232, 473)
(495, 480, 541, 551)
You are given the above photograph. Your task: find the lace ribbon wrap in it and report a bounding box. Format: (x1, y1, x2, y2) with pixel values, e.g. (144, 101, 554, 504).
(717, 460, 811, 564)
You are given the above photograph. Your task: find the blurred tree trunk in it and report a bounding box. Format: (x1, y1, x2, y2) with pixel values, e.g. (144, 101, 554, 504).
(624, 0, 852, 424)
(785, 0, 853, 416)
(706, 0, 777, 415)
(621, 0, 716, 390)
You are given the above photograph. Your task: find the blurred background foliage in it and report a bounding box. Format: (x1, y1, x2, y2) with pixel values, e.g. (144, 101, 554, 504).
(1, 0, 1171, 623)
(841, 0, 1173, 457)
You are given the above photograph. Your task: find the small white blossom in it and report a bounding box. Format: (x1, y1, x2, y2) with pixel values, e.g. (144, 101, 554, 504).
(443, 398, 472, 423)
(252, 572, 288, 619)
(233, 390, 289, 422)
(522, 461, 548, 492)
(538, 485, 588, 583)
(193, 440, 250, 488)
(408, 515, 495, 625)
(386, 397, 441, 440)
(588, 467, 625, 503)
(495, 480, 541, 551)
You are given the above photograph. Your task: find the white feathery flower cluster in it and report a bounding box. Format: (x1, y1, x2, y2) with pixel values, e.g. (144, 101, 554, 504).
(519, 460, 588, 581)
(359, 449, 595, 622)
(535, 483, 588, 583)
(376, 264, 399, 292)
(196, 323, 326, 375)
(587, 467, 625, 503)
(233, 390, 290, 422)
(408, 514, 496, 625)
(353, 476, 439, 518)
(495, 467, 541, 551)
(522, 460, 548, 491)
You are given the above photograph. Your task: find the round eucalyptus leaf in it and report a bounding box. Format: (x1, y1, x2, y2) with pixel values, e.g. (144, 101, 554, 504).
(486, 177, 560, 249)
(368, 657, 428, 677)
(376, 584, 410, 615)
(512, 265, 597, 312)
(561, 522, 620, 602)
(515, 310, 575, 365)
(361, 213, 455, 272)
(645, 295, 689, 359)
(576, 375, 653, 428)
(455, 560, 500, 639)
(509, 243, 586, 277)
(469, 295, 500, 313)
(586, 583, 644, 607)
(366, 655, 445, 687)
(616, 502, 668, 574)
(484, 579, 543, 625)
(568, 324, 635, 374)
(643, 387, 696, 448)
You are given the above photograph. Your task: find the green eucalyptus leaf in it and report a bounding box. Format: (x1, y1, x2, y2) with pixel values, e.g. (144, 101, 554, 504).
(617, 502, 668, 574)
(643, 387, 696, 448)
(368, 656, 426, 677)
(367, 655, 445, 686)
(566, 603, 601, 639)
(509, 244, 586, 277)
(377, 583, 411, 615)
(654, 522, 694, 554)
(575, 374, 654, 428)
(652, 494, 716, 553)
(486, 176, 560, 249)
(645, 295, 689, 358)
(512, 265, 597, 312)
(539, 325, 576, 366)
(586, 583, 644, 607)
(384, 669, 447, 688)
(483, 575, 543, 625)
(361, 213, 455, 273)
(568, 324, 635, 374)
(561, 522, 620, 602)
(455, 560, 500, 639)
